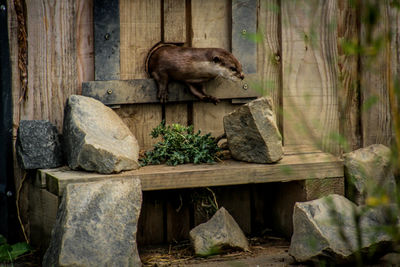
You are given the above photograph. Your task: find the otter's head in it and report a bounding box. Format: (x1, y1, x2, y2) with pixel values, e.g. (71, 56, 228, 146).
(211, 50, 245, 81)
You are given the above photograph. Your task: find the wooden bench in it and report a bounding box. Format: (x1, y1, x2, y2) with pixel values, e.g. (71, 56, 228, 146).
(29, 145, 344, 251)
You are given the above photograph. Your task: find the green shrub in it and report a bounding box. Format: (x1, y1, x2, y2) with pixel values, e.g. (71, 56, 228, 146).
(140, 121, 220, 166)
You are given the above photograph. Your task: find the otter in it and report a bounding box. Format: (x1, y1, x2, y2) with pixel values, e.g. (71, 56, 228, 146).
(146, 44, 244, 104)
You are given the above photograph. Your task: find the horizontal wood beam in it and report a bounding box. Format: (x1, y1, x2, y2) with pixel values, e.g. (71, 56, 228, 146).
(40, 149, 343, 196)
(81, 75, 260, 105)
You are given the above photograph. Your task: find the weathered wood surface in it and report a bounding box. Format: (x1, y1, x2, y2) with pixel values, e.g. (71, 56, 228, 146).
(40, 150, 343, 197)
(163, 0, 186, 43)
(191, 0, 235, 137)
(281, 0, 340, 154)
(119, 0, 162, 150)
(258, 0, 282, 131)
(163, 0, 188, 125)
(337, 0, 361, 151)
(360, 1, 392, 147)
(94, 0, 119, 80)
(82, 76, 259, 105)
(8, 0, 79, 240)
(232, 0, 257, 73)
(77, 0, 94, 94)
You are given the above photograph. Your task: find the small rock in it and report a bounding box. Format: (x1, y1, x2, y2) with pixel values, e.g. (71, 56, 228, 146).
(63, 95, 140, 174)
(344, 144, 396, 205)
(289, 194, 393, 263)
(190, 207, 249, 256)
(16, 120, 64, 169)
(223, 97, 283, 163)
(43, 178, 142, 267)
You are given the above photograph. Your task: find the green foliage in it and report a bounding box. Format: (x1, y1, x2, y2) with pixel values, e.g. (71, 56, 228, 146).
(140, 121, 220, 166)
(0, 235, 30, 263)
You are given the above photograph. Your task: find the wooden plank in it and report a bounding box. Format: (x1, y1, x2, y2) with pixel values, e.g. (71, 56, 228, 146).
(163, 0, 187, 124)
(165, 103, 188, 126)
(360, 1, 392, 147)
(82, 76, 259, 105)
(166, 190, 190, 242)
(163, 0, 186, 43)
(94, 0, 120, 80)
(232, 0, 257, 73)
(28, 182, 59, 252)
(193, 101, 236, 137)
(191, 0, 234, 137)
(137, 191, 164, 245)
(77, 0, 94, 93)
(281, 0, 340, 154)
(337, 0, 361, 151)
(271, 177, 344, 237)
(258, 0, 282, 131)
(216, 186, 251, 234)
(119, 0, 162, 150)
(41, 151, 343, 196)
(114, 104, 162, 151)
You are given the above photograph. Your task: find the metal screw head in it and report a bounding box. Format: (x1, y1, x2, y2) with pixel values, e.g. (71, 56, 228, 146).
(107, 89, 113, 94)
(243, 83, 248, 90)
(104, 33, 110, 40)
(6, 191, 12, 197)
(241, 29, 247, 35)
(0, 5, 6, 11)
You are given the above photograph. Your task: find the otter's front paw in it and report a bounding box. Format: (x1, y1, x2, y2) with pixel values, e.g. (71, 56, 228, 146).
(157, 89, 169, 103)
(205, 95, 220, 105)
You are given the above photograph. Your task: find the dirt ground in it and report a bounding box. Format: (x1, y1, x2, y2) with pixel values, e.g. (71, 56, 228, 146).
(5, 234, 400, 266)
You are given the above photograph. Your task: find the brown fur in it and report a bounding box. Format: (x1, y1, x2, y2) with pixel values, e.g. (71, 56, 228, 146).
(146, 44, 244, 103)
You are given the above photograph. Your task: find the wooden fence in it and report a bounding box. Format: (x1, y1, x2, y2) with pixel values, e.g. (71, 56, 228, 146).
(7, 0, 397, 242)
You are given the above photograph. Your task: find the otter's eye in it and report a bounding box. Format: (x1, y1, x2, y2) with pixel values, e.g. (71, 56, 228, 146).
(230, 67, 237, 72)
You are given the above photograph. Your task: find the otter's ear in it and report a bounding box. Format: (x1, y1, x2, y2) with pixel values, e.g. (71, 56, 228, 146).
(212, 56, 221, 63)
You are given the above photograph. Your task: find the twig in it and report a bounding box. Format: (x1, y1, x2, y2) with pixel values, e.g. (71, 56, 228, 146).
(16, 172, 29, 244)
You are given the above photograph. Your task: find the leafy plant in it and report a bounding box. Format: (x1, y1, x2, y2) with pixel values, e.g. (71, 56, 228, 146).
(0, 235, 30, 263)
(140, 121, 220, 166)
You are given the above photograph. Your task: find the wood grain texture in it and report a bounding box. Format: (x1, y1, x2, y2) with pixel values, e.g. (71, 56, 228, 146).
(163, 0, 188, 125)
(281, 0, 340, 154)
(166, 190, 190, 242)
(24, 0, 78, 131)
(360, 0, 392, 147)
(82, 77, 259, 105)
(258, 0, 282, 132)
(77, 0, 94, 94)
(42, 150, 343, 196)
(9, 0, 78, 239)
(337, 0, 361, 151)
(119, 0, 162, 150)
(164, 0, 186, 43)
(191, 0, 234, 137)
(137, 191, 164, 245)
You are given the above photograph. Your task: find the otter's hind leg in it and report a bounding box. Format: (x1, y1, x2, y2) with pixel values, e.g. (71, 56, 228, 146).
(152, 72, 169, 103)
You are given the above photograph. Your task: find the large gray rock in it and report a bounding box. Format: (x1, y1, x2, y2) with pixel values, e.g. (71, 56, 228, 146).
(289, 194, 393, 263)
(223, 97, 283, 163)
(344, 144, 396, 205)
(43, 178, 142, 267)
(190, 207, 249, 256)
(63, 95, 140, 174)
(16, 120, 64, 169)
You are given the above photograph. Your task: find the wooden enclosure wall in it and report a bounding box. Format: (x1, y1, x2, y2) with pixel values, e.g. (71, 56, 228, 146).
(7, 0, 398, 242)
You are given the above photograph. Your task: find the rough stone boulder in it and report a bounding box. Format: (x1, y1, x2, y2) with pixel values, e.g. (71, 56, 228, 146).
(43, 178, 142, 267)
(63, 95, 140, 174)
(190, 207, 249, 256)
(289, 194, 393, 263)
(223, 97, 283, 163)
(344, 144, 396, 205)
(16, 120, 64, 169)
